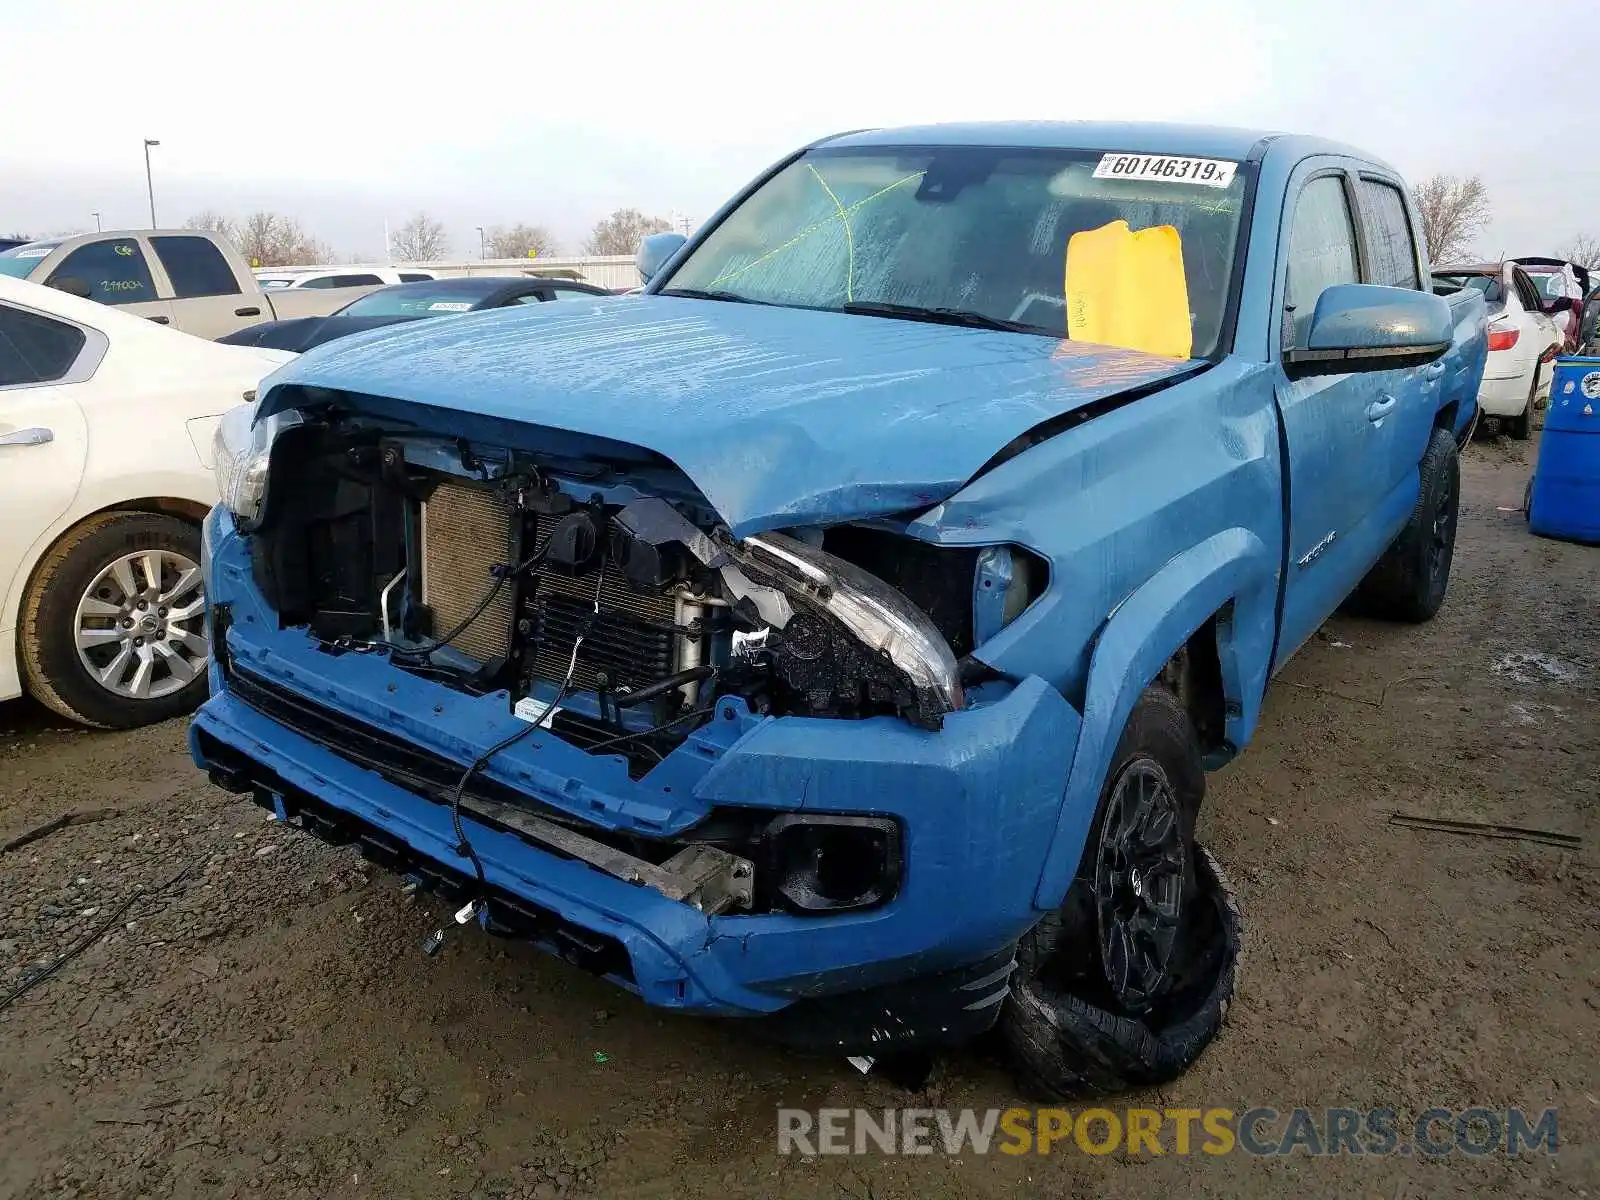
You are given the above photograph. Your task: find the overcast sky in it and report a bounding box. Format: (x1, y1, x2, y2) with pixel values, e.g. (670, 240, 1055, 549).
(1, 0, 1592, 261)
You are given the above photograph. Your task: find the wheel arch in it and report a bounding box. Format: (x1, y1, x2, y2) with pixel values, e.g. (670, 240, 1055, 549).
(5, 498, 211, 655)
(1032, 528, 1278, 909)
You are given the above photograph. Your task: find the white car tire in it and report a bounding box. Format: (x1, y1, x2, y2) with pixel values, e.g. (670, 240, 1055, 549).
(20, 512, 210, 729)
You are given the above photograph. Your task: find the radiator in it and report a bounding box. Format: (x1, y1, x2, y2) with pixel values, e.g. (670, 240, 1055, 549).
(420, 481, 682, 694)
(419, 481, 516, 664)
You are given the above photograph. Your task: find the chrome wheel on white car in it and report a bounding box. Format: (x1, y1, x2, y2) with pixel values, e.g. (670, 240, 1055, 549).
(20, 512, 211, 729)
(73, 550, 207, 700)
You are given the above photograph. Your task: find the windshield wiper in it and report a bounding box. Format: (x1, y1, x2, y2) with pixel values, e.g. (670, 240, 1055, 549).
(840, 301, 1044, 334)
(658, 287, 771, 305)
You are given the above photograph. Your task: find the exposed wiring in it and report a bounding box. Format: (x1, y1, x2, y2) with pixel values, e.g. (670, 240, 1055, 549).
(359, 531, 555, 659)
(446, 556, 606, 900)
(581, 704, 716, 761)
(0, 857, 198, 1016)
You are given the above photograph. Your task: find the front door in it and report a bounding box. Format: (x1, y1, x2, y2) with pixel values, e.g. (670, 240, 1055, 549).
(0, 300, 93, 626)
(43, 235, 176, 328)
(1272, 167, 1402, 668)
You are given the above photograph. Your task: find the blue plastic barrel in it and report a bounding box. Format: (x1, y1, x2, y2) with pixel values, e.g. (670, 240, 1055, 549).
(1529, 356, 1600, 544)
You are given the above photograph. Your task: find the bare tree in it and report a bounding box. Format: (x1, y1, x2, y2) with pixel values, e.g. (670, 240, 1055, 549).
(486, 223, 559, 259)
(232, 212, 333, 267)
(390, 213, 448, 261)
(1560, 233, 1600, 272)
(584, 208, 671, 256)
(185, 210, 236, 241)
(1413, 175, 1491, 267)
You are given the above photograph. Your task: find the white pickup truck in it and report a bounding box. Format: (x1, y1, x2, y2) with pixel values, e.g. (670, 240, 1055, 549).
(0, 230, 382, 341)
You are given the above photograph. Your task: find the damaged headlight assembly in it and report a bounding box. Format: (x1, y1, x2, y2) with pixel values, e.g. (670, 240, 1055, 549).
(733, 532, 966, 728)
(212, 400, 303, 530)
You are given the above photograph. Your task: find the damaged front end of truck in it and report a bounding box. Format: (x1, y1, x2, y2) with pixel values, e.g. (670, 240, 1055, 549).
(189, 297, 1205, 1057)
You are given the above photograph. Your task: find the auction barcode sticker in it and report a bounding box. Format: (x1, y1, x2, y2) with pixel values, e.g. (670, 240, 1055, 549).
(1093, 153, 1239, 188)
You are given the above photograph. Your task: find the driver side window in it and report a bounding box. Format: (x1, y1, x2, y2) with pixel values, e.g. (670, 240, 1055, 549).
(1284, 176, 1359, 348)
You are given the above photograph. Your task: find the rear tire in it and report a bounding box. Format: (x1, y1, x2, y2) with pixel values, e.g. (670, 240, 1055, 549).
(20, 512, 209, 729)
(1351, 426, 1460, 623)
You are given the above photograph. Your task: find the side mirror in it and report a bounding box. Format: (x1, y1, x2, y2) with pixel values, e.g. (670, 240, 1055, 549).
(1285, 283, 1453, 376)
(47, 276, 93, 299)
(636, 232, 687, 285)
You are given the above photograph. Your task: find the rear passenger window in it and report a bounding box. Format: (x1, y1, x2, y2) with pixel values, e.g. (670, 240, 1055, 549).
(1358, 180, 1421, 290)
(151, 235, 241, 298)
(46, 239, 156, 306)
(0, 303, 88, 386)
(331, 274, 383, 287)
(1285, 176, 1360, 346)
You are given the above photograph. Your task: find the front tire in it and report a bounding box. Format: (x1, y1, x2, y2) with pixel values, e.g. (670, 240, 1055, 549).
(1003, 846, 1241, 1098)
(1351, 425, 1460, 623)
(1001, 688, 1237, 1097)
(20, 512, 209, 729)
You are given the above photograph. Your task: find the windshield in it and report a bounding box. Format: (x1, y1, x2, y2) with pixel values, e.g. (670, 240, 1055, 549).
(657, 146, 1250, 357)
(335, 285, 490, 318)
(0, 243, 59, 277)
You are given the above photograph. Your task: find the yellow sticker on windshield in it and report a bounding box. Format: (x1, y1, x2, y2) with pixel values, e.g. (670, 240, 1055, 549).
(1065, 220, 1191, 359)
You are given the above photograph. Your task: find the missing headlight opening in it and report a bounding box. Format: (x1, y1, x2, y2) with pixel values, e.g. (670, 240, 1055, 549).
(243, 422, 998, 784)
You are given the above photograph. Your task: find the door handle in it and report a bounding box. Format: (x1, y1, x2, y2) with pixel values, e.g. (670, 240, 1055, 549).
(234, 306, 261, 317)
(1365, 395, 1397, 422)
(147, 315, 171, 325)
(0, 427, 53, 447)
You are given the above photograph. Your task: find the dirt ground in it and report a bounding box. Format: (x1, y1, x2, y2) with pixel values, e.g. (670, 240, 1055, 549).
(1, 431, 1595, 1200)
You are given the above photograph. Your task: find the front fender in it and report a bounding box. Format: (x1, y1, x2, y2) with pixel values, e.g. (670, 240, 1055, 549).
(1032, 526, 1277, 909)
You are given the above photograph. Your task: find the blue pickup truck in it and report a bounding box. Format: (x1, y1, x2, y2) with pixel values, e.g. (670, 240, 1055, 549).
(194, 122, 1486, 1094)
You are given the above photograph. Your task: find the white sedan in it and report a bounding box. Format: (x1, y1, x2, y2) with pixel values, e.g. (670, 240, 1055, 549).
(1433, 262, 1565, 440)
(1, 277, 291, 727)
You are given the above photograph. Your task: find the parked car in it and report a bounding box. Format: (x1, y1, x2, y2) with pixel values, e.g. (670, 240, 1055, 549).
(1433, 262, 1564, 438)
(1511, 256, 1592, 351)
(0, 231, 385, 341)
(194, 122, 1485, 1095)
(1579, 283, 1600, 355)
(255, 267, 439, 290)
(217, 276, 614, 353)
(0, 277, 292, 727)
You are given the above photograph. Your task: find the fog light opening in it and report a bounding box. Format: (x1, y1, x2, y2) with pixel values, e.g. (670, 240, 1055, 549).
(769, 815, 902, 914)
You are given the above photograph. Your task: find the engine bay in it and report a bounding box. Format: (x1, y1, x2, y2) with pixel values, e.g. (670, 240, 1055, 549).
(240, 420, 1045, 778)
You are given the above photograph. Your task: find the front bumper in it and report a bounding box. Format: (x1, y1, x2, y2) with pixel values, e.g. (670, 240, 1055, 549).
(193, 507, 1084, 1049)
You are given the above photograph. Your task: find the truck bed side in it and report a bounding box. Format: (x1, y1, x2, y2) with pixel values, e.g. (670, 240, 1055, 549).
(1438, 289, 1489, 439)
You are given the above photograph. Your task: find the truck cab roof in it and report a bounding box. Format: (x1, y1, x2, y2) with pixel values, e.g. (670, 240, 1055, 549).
(814, 120, 1394, 174)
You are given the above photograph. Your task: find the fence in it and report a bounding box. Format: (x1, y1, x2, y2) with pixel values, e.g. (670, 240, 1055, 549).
(259, 255, 642, 291)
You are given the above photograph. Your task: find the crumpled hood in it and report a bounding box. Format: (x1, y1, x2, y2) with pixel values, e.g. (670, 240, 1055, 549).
(256, 295, 1199, 536)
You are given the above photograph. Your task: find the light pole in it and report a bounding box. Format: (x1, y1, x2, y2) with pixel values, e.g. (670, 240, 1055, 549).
(91, 211, 101, 232)
(142, 139, 160, 227)
(476, 226, 486, 260)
